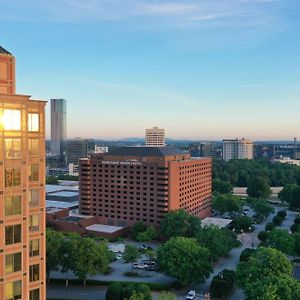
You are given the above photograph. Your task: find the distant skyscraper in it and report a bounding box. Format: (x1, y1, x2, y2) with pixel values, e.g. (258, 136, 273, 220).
(223, 138, 253, 161)
(145, 127, 165, 147)
(0, 46, 46, 300)
(51, 99, 66, 159)
(66, 138, 89, 165)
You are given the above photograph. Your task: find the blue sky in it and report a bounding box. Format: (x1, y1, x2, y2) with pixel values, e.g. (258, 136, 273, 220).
(1, 0, 300, 140)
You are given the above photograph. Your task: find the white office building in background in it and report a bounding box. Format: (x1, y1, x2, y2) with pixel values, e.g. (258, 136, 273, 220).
(223, 138, 253, 161)
(145, 126, 165, 147)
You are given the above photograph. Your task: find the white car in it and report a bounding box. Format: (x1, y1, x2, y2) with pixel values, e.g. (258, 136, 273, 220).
(186, 290, 196, 300)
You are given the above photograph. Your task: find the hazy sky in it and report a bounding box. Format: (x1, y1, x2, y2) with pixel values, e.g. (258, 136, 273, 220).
(1, 0, 300, 140)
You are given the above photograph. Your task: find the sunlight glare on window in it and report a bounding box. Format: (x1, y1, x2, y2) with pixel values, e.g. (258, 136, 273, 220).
(1, 109, 21, 130)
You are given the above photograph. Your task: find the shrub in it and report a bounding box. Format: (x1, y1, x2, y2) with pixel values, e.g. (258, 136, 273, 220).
(124, 271, 140, 277)
(239, 248, 256, 262)
(258, 231, 269, 243)
(291, 224, 300, 233)
(277, 210, 287, 219)
(210, 269, 235, 298)
(105, 282, 123, 300)
(272, 215, 284, 226)
(265, 222, 275, 231)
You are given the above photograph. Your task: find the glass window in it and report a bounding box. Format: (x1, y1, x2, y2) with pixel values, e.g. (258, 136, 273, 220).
(28, 113, 39, 132)
(5, 252, 21, 274)
(5, 280, 22, 300)
(5, 224, 21, 245)
(29, 190, 39, 207)
(5, 168, 21, 187)
(29, 239, 39, 257)
(29, 288, 40, 300)
(2, 109, 21, 131)
(29, 215, 39, 232)
(28, 139, 39, 157)
(29, 264, 39, 282)
(29, 164, 39, 181)
(5, 195, 21, 216)
(4, 138, 21, 159)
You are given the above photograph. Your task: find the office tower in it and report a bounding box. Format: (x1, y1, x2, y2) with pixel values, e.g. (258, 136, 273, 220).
(145, 127, 165, 147)
(79, 147, 212, 226)
(223, 138, 253, 161)
(189, 142, 217, 158)
(66, 138, 88, 165)
(50, 99, 66, 159)
(0, 47, 46, 300)
(0, 47, 15, 94)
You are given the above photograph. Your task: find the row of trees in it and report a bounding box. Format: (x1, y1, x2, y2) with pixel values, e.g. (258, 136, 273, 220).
(213, 159, 300, 187)
(46, 229, 111, 284)
(236, 247, 300, 299)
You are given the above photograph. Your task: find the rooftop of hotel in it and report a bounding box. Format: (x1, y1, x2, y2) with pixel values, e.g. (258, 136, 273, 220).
(103, 146, 188, 157)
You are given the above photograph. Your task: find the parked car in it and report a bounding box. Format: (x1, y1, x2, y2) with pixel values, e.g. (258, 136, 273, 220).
(116, 254, 122, 260)
(133, 262, 148, 269)
(186, 290, 196, 299)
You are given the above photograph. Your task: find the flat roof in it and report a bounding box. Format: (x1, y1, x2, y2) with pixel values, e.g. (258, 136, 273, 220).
(49, 191, 78, 198)
(60, 216, 86, 223)
(202, 217, 232, 228)
(46, 200, 78, 209)
(233, 187, 283, 196)
(86, 224, 123, 233)
(46, 184, 78, 193)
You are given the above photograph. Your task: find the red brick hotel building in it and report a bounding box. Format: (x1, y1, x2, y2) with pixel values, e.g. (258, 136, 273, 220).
(79, 147, 211, 227)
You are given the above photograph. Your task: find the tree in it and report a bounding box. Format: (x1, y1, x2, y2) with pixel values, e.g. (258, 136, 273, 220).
(210, 269, 235, 299)
(232, 215, 253, 233)
(294, 233, 300, 255)
(265, 222, 276, 231)
(277, 210, 287, 219)
(197, 225, 239, 261)
(160, 209, 201, 239)
(46, 228, 64, 280)
(236, 247, 293, 289)
(239, 248, 255, 262)
(266, 229, 296, 255)
(136, 226, 156, 242)
(131, 221, 147, 240)
(157, 237, 212, 285)
(272, 215, 284, 226)
(157, 292, 176, 300)
(279, 184, 300, 210)
(46, 176, 58, 185)
(258, 231, 269, 243)
(123, 244, 140, 264)
(212, 179, 233, 194)
(246, 176, 271, 199)
(135, 284, 151, 300)
(212, 194, 242, 214)
(251, 199, 273, 218)
(105, 282, 123, 300)
(129, 292, 145, 300)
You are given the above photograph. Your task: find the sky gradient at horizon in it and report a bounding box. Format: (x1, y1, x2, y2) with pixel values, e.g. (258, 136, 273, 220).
(1, 0, 300, 140)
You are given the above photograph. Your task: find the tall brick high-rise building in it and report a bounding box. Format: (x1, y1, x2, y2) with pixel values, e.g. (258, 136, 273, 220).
(79, 147, 212, 227)
(0, 47, 46, 300)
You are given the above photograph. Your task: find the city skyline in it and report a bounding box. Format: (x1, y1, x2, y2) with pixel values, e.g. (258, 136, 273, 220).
(1, 0, 300, 140)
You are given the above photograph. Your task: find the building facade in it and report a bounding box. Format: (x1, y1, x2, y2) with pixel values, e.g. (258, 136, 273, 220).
(0, 47, 46, 300)
(145, 127, 165, 147)
(50, 99, 66, 160)
(66, 138, 88, 165)
(223, 138, 253, 161)
(0, 47, 15, 95)
(79, 147, 211, 227)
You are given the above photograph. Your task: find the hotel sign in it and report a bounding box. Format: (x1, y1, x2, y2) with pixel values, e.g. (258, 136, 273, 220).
(102, 160, 142, 166)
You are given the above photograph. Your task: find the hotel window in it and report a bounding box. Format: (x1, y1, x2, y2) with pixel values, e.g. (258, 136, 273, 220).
(4, 138, 21, 159)
(29, 288, 40, 300)
(29, 215, 39, 232)
(5, 168, 21, 187)
(29, 189, 39, 207)
(28, 138, 39, 157)
(5, 195, 21, 216)
(2, 109, 21, 131)
(5, 280, 22, 300)
(5, 224, 21, 245)
(29, 264, 40, 282)
(28, 113, 39, 132)
(29, 164, 39, 181)
(5, 252, 22, 274)
(29, 239, 39, 257)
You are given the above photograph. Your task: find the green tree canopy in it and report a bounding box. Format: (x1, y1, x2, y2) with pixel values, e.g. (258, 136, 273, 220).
(212, 194, 242, 214)
(212, 178, 233, 194)
(246, 176, 271, 199)
(160, 209, 201, 239)
(105, 282, 123, 300)
(251, 199, 274, 217)
(157, 237, 212, 285)
(123, 244, 140, 264)
(266, 229, 296, 255)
